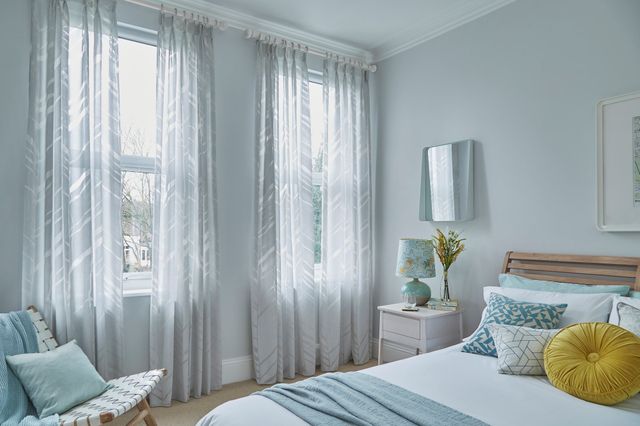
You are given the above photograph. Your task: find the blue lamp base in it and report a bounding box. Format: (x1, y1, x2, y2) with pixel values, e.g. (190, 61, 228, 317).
(401, 278, 431, 306)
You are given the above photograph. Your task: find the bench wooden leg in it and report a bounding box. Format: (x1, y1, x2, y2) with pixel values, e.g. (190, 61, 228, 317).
(126, 399, 158, 426)
(139, 399, 158, 426)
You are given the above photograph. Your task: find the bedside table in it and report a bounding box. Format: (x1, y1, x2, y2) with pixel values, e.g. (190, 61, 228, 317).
(377, 303, 463, 365)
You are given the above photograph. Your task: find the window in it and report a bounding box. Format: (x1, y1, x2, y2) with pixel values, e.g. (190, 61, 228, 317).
(119, 36, 157, 293)
(310, 74, 323, 269)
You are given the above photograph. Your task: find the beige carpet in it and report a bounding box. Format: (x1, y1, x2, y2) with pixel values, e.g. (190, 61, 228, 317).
(112, 360, 377, 426)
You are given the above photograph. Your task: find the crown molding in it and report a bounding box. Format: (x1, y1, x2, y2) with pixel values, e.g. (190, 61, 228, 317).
(127, 0, 516, 65)
(372, 0, 516, 62)
(126, 0, 374, 62)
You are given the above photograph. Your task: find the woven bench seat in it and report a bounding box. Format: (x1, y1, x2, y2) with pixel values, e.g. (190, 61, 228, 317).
(58, 369, 166, 425)
(26, 306, 166, 425)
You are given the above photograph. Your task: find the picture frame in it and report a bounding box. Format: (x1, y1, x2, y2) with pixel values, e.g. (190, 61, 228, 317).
(596, 91, 640, 231)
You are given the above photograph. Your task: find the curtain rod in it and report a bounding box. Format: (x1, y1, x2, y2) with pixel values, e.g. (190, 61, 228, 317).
(123, 0, 376, 72)
(245, 30, 377, 72)
(125, 0, 227, 29)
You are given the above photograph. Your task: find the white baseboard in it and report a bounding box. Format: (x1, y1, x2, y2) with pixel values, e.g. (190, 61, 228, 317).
(222, 338, 406, 386)
(222, 355, 253, 385)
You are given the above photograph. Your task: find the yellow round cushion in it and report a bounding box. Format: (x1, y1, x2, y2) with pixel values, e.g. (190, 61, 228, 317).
(544, 322, 640, 405)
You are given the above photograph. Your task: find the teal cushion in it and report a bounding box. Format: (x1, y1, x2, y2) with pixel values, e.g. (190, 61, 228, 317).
(6, 340, 110, 417)
(630, 291, 640, 299)
(461, 293, 567, 357)
(499, 274, 630, 296)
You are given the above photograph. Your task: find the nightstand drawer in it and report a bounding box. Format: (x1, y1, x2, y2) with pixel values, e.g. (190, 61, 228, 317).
(382, 312, 421, 339)
(378, 303, 463, 365)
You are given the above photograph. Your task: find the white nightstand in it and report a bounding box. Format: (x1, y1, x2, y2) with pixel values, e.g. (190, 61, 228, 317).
(377, 303, 463, 365)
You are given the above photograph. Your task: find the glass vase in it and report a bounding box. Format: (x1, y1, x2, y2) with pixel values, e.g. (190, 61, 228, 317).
(441, 270, 451, 302)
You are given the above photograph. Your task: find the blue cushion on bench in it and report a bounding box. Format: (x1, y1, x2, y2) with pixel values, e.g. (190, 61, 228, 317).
(6, 340, 110, 417)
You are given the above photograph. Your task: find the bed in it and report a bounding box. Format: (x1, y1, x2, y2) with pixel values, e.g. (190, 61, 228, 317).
(199, 252, 640, 426)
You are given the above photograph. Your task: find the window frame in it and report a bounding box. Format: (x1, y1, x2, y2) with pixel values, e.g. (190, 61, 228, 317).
(309, 71, 323, 280)
(309, 70, 323, 187)
(118, 22, 158, 296)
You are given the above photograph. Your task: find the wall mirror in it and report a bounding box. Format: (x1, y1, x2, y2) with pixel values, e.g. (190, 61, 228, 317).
(419, 139, 474, 222)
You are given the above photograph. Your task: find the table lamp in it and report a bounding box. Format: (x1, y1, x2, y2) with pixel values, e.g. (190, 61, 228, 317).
(395, 238, 436, 306)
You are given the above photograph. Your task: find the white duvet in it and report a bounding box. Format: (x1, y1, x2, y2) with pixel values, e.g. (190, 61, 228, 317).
(198, 343, 640, 426)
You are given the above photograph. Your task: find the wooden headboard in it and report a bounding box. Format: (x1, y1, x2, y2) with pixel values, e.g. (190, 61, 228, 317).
(502, 251, 640, 291)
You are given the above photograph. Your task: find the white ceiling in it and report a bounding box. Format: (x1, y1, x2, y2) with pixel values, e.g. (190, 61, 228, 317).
(202, 0, 516, 61)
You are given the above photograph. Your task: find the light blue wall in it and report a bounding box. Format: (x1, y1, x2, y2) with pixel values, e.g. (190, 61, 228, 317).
(374, 0, 640, 336)
(0, 0, 30, 313)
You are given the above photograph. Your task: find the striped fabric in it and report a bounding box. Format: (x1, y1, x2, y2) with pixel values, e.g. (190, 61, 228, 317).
(26, 307, 165, 425)
(23, 0, 124, 381)
(320, 59, 373, 370)
(149, 12, 221, 406)
(251, 44, 374, 383)
(252, 39, 316, 385)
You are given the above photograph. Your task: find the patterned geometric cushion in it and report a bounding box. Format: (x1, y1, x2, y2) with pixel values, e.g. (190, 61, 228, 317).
(617, 302, 640, 336)
(461, 293, 567, 357)
(488, 324, 558, 375)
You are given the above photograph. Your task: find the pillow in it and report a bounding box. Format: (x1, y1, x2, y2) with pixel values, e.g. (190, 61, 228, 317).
(499, 274, 630, 296)
(483, 286, 613, 327)
(544, 323, 640, 405)
(461, 293, 567, 357)
(617, 302, 640, 336)
(6, 340, 110, 417)
(488, 324, 558, 375)
(609, 295, 640, 326)
(463, 307, 487, 342)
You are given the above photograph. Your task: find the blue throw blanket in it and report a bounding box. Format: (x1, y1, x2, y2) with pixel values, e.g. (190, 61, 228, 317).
(256, 372, 487, 426)
(0, 311, 58, 426)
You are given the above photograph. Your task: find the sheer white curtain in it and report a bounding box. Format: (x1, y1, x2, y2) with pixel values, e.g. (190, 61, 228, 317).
(22, 0, 124, 380)
(252, 41, 316, 384)
(320, 59, 373, 371)
(150, 12, 221, 406)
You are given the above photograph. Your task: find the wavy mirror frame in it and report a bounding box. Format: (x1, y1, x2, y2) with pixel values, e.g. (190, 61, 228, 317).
(419, 139, 474, 222)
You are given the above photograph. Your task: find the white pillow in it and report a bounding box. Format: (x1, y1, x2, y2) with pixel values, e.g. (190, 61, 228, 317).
(483, 286, 614, 327)
(609, 295, 640, 325)
(488, 324, 559, 376)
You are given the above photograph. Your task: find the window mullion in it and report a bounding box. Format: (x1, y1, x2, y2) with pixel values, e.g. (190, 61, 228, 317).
(121, 155, 156, 173)
(312, 171, 323, 186)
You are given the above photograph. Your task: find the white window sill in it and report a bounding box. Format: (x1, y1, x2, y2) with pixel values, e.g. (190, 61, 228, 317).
(123, 288, 151, 298)
(123, 272, 151, 298)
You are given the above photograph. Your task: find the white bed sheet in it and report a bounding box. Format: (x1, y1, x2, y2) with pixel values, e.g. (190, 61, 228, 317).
(198, 344, 640, 426)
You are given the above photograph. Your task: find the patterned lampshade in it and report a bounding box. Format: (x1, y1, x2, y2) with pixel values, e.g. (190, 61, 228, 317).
(395, 239, 436, 278)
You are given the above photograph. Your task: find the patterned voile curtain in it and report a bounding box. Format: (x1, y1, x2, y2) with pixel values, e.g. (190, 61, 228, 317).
(149, 12, 221, 406)
(320, 59, 373, 370)
(251, 41, 317, 384)
(22, 0, 124, 380)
